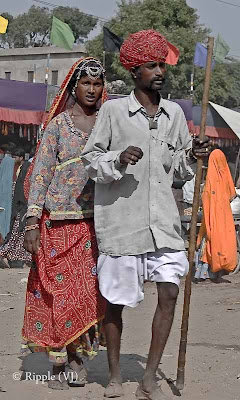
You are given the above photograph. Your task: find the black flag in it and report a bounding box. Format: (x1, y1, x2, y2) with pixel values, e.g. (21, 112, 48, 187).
(103, 27, 123, 52)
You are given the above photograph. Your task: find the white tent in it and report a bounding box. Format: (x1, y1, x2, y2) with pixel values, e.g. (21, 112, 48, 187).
(209, 101, 240, 140)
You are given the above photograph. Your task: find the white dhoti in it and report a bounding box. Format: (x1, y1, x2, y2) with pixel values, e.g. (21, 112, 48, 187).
(97, 249, 189, 308)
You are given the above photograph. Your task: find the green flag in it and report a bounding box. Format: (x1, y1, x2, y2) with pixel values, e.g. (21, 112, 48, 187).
(214, 34, 230, 63)
(50, 16, 75, 50)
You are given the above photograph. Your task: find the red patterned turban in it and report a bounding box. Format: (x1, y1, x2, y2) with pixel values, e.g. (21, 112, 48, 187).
(120, 29, 179, 70)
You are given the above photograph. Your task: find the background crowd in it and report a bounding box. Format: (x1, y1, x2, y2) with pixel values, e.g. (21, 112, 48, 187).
(0, 143, 35, 268)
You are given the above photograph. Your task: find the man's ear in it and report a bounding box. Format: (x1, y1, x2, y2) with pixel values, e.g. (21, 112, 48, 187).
(130, 67, 137, 79)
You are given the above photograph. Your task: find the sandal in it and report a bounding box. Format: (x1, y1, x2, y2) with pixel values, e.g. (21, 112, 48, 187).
(0, 257, 9, 269)
(104, 382, 124, 398)
(48, 375, 69, 391)
(67, 365, 87, 386)
(135, 383, 170, 399)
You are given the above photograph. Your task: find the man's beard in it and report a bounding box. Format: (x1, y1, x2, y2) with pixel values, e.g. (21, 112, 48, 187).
(148, 77, 166, 90)
(150, 78, 166, 88)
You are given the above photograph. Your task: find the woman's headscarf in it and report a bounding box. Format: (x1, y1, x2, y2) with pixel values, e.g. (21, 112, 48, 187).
(24, 57, 107, 199)
(197, 149, 237, 273)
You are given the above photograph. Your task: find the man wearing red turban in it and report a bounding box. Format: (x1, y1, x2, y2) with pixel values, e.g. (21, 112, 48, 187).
(83, 29, 210, 399)
(120, 29, 179, 69)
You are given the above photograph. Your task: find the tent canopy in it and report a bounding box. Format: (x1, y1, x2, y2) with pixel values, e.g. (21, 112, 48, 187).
(0, 78, 47, 111)
(209, 101, 240, 140)
(192, 103, 238, 139)
(0, 79, 58, 125)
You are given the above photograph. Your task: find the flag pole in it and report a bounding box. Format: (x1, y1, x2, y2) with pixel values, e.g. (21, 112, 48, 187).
(176, 36, 215, 390)
(45, 53, 50, 84)
(190, 66, 194, 98)
(33, 63, 36, 83)
(103, 50, 106, 69)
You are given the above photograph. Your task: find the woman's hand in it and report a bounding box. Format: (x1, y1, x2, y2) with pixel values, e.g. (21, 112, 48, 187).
(24, 216, 40, 255)
(24, 229, 40, 255)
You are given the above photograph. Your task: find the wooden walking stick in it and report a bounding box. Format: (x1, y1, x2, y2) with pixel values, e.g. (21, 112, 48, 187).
(176, 36, 215, 390)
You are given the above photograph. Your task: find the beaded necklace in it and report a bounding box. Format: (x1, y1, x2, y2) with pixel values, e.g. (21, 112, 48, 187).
(65, 107, 98, 140)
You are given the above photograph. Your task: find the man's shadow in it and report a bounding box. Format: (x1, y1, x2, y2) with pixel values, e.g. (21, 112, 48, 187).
(19, 350, 181, 396)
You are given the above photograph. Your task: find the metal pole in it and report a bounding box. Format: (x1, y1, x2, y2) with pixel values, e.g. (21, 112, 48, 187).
(176, 36, 215, 390)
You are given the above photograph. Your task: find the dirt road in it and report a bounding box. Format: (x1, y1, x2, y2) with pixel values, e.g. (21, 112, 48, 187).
(0, 268, 240, 400)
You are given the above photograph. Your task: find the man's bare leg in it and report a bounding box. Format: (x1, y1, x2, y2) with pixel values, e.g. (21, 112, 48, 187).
(104, 302, 124, 396)
(141, 282, 179, 394)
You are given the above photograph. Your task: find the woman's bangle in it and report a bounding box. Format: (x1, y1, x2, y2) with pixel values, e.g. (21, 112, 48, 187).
(25, 224, 40, 232)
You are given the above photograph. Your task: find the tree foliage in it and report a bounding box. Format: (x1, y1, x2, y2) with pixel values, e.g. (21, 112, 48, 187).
(0, 6, 97, 48)
(224, 62, 240, 108)
(193, 61, 240, 108)
(87, 0, 240, 108)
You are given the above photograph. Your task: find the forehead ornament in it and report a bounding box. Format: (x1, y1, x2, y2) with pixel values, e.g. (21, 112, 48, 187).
(75, 59, 105, 82)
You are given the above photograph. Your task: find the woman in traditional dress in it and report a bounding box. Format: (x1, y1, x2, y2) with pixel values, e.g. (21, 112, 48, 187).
(22, 58, 107, 390)
(195, 149, 237, 282)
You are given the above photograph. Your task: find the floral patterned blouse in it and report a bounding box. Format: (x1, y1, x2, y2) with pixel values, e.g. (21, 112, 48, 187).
(26, 111, 95, 220)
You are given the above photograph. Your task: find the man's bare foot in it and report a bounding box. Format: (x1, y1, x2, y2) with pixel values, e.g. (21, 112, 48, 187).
(142, 374, 158, 394)
(136, 383, 170, 399)
(104, 378, 123, 398)
(48, 365, 69, 390)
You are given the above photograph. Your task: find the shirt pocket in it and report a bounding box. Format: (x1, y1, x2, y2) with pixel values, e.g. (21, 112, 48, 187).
(151, 134, 175, 174)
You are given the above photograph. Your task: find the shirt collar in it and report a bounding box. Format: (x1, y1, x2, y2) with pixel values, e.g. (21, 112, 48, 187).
(128, 90, 170, 118)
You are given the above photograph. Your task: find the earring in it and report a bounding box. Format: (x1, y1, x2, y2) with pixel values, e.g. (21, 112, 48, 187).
(71, 88, 76, 99)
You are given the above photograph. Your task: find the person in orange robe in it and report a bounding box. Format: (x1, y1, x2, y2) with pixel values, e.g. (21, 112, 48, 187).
(195, 149, 237, 281)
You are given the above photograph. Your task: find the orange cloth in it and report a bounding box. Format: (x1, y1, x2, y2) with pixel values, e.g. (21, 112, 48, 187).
(197, 149, 237, 273)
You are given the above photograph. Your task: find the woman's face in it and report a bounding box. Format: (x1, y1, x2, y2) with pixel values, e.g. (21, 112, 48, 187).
(75, 75, 103, 107)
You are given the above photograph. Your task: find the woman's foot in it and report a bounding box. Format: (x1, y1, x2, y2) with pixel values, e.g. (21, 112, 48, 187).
(0, 257, 9, 269)
(67, 352, 87, 386)
(48, 365, 69, 390)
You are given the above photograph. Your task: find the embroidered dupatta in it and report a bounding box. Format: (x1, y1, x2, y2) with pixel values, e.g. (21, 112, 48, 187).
(24, 57, 108, 199)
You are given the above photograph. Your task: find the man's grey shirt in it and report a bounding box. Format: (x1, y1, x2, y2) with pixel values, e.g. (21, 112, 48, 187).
(82, 91, 194, 256)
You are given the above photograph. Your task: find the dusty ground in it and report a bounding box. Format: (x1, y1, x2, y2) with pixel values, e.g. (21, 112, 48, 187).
(0, 268, 240, 400)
